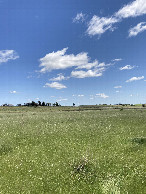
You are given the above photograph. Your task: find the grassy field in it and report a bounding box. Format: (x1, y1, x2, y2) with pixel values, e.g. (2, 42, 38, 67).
(0, 106, 146, 193)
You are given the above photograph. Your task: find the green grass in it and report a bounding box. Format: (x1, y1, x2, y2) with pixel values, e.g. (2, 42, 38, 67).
(0, 107, 146, 193)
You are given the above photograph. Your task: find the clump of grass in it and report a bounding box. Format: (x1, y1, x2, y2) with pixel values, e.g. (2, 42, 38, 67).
(132, 137, 146, 145)
(71, 156, 97, 183)
(0, 143, 13, 155)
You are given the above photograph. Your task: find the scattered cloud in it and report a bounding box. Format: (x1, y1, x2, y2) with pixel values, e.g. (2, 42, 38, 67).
(57, 98, 68, 102)
(0, 50, 19, 64)
(112, 58, 122, 62)
(39, 48, 110, 79)
(85, 0, 146, 36)
(9, 90, 17, 94)
(78, 94, 84, 97)
(39, 48, 100, 72)
(129, 22, 146, 37)
(126, 76, 144, 82)
(73, 12, 85, 23)
(44, 82, 67, 89)
(96, 93, 109, 98)
(50, 73, 69, 81)
(87, 16, 118, 36)
(71, 68, 104, 78)
(115, 0, 146, 19)
(114, 86, 122, 88)
(119, 65, 135, 70)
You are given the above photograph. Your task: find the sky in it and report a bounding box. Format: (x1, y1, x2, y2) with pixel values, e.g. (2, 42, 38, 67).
(0, 0, 146, 106)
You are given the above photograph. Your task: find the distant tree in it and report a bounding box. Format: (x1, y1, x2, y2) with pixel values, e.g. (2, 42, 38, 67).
(142, 104, 146, 107)
(31, 101, 35, 106)
(73, 103, 75, 107)
(42, 102, 46, 106)
(56, 102, 59, 106)
(38, 101, 41, 106)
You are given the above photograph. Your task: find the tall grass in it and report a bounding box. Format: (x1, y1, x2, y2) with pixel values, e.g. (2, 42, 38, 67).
(0, 107, 145, 193)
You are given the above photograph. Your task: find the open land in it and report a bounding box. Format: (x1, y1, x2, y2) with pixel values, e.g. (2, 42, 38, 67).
(0, 106, 146, 193)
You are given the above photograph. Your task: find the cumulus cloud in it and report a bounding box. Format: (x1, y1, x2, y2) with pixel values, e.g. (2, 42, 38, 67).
(78, 94, 84, 97)
(120, 65, 135, 70)
(44, 82, 67, 89)
(50, 73, 69, 81)
(86, 0, 146, 36)
(96, 93, 109, 98)
(129, 22, 146, 37)
(9, 91, 17, 94)
(39, 48, 100, 73)
(126, 76, 144, 82)
(0, 50, 19, 64)
(39, 48, 110, 79)
(73, 12, 85, 23)
(71, 68, 104, 78)
(114, 86, 122, 88)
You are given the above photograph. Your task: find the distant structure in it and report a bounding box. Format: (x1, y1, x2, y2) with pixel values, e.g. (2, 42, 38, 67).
(2, 104, 14, 107)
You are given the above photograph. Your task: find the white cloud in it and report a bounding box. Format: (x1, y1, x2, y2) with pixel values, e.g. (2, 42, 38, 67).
(87, 16, 118, 36)
(57, 98, 68, 102)
(71, 68, 104, 78)
(126, 76, 144, 82)
(96, 93, 109, 98)
(44, 82, 67, 89)
(0, 50, 19, 64)
(112, 58, 122, 62)
(120, 65, 135, 70)
(9, 90, 17, 94)
(115, 0, 146, 19)
(86, 0, 146, 36)
(73, 12, 85, 23)
(129, 22, 146, 37)
(50, 73, 69, 81)
(39, 48, 102, 73)
(114, 86, 122, 88)
(116, 91, 120, 93)
(78, 94, 84, 97)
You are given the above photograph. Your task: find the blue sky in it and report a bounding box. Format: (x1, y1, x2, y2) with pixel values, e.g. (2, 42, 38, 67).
(0, 0, 146, 105)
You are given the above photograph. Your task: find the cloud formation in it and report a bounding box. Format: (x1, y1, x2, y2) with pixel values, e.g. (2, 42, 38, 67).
(112, 58, 122, 62)
(39, 48, 110, 78)
(9, 91, 17, 94)
(129, 22, 146, 37)
(87, 16, 118, 36)
(44, 82, 67, 89)
(126, 76, 144, 82)
(120, 65, 135, 70)
(86, 0, 146, 36)
(0, 50, 19, 64)
(96, 93, 109, 98)
(39, 48, 99, 72)
(73, 12, 85, 23)
(50, 73, 69, 81)
(114, 86, 122, 88)
(71, 68, 104, 78)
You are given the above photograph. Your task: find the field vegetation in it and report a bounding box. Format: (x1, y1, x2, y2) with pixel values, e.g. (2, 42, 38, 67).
(0, 106, 146, 193)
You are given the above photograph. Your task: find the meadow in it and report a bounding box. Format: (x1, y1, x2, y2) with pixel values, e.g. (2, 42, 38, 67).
(0, 106, 146, 193)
